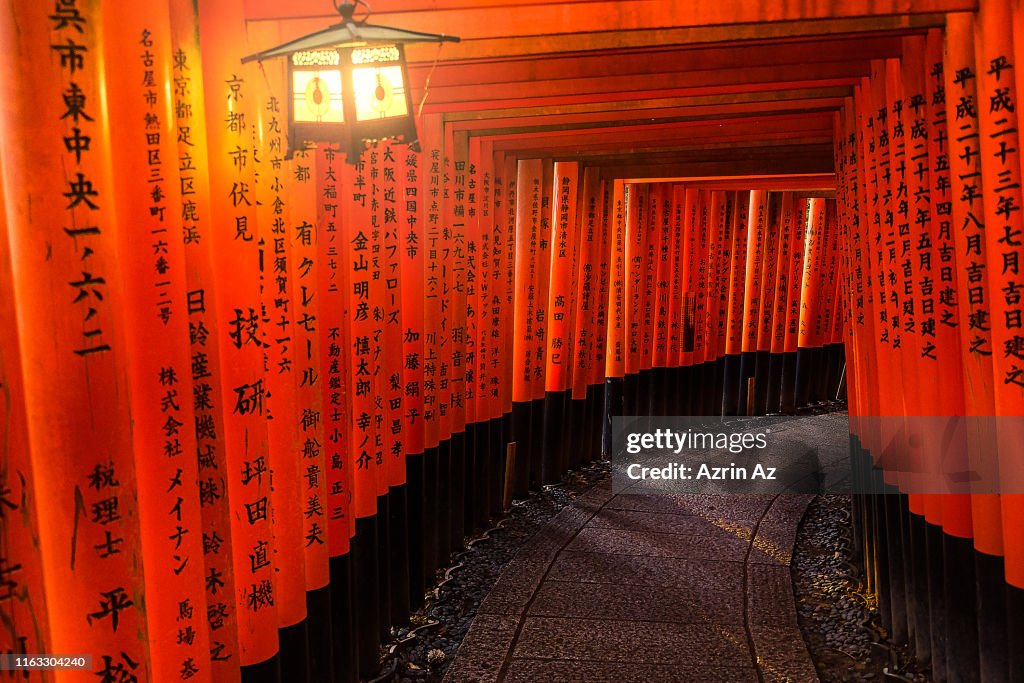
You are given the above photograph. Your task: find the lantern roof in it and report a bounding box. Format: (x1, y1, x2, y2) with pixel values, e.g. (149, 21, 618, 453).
(241, 16, 459, 63)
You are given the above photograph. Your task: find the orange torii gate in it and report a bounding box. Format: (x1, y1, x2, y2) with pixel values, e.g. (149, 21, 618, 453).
(11, 1, 1024, 683)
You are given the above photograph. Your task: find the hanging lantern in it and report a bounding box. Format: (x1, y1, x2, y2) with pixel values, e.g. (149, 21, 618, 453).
(242, 0, 458, 161)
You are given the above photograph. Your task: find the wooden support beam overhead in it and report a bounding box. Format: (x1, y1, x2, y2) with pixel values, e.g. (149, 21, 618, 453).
(592, 156, 834, 178)
(446, 99, 844, 136)
(615, 174, 836, 191)
(555, 142, 837, 164)
(439, 87, 853, 121)
(406, 35, 904, 87)
(243, 0, 971, 33)
(400, 15, 949, 61)
(481, 110, 833, 142)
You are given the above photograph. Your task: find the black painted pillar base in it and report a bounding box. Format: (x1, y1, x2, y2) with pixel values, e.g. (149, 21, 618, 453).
(473, 421, 491, 532)
(376, 492, 392, 640)
(650, 367, 665, 417)
(352, 515, 381, 678)
(529, 397, 545, 490)
(511, 401, 531, 497)
(711, 357, 725, 419)
(678, 366, 693, 416)
(240, 652, 281, 683)
(623, 373, 639, 417)
(306, 582, 334, 683)
(976, 551, 1009, 682)
(495, 412, 511, 515)
(908, 512, 931, 665)
(737, 351, 756, 416)
(436, 440, 452, 563)
(421, 446, 439, 590)
(688, 365, 702, 416)
(765, 352, 784, 414)
(603, 377, 624, 459)
(667, 366, 681, 416)
(638, 369, 654, 425)
(450, 430, 466, 552)
(567, 397, 585, 471)
(884, 494, 909, 644)
(794, 346, 816, 408)
(463, 423, 478, 536)
(752, 349, 771, 415)
(722, 354, 741, 416)
(701, 361, 716, 417)
(924, 521, 946, 683)
(942, 534, 978, 683)
(406, 452, 426, 610)
(779, 351, 798, 413)
(1007, 583, 1024, 682)
(590, 383, 604, 460)
(388, 483, 411, 627)
(542, 390, 569, 484)
(278, 617, 309, 683)
(329, 554, 358, 683)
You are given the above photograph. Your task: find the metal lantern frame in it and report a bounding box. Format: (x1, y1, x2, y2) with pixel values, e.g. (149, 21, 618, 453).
(242, 1, 459, 161)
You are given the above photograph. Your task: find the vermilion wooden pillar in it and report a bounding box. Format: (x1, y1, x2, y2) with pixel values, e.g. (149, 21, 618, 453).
(512, 158, 542, 494)
(103, 2, 214, 679)
(603, 180, 628, 455)
(542, 161, 580, 482)
(0, 1, 152, 676)
(723, 191, 751, 416)
(739, 190, 768, 415)
(0, 125, 51, 682)
(974, 2, 1024, 678)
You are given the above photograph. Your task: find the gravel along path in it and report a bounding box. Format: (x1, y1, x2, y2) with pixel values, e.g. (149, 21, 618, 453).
(792, 494, 931, 682)
(384, 462, 612, 683)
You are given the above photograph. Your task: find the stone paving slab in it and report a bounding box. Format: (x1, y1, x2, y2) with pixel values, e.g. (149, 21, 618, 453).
(547, 551, 745, 592)
(441, 614, 520, 683)
(566, 526, 776, 563)
(586, 508, 753, 536)
(502, 659, 759, 682)
(444, 484, 819, 683)
(746, 564, 801, 627)
(514, 616, 753, 664)
(524, 579, 744, 624)
(750, 626, 820, 683)
(605, 492, 774, 520)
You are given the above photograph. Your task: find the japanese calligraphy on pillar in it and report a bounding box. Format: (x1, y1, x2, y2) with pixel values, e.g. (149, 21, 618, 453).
(422, 116, 443, 450)
(592, 179, 611, 383)
(607, 181, 628, 378)
(399, 144, 424, 459)
(343, 154, 378, 516)
(449, 141, 468, 435)
(726, 192, 751, 357)
(168, 0, 241, 670)
(533, 161, 554, 397)
(106, 6, 210, 678)
(0, 1, 150, 677)
(251, 46, 310, 626)
(285, 145, 331, 579)
(513, 160, 543, 402)
(0, 145, 50, 677)
(380, 141, 406, 486)
(317, 146, 353, 555)
(196, 0, 279, 661)
(573, 168, 601, 397)
(547, 162, 580, 392)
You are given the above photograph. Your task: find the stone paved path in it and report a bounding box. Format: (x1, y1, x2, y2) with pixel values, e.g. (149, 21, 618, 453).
(443, 485, 818, 682)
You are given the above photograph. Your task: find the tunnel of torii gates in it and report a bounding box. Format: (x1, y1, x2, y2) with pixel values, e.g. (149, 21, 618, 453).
(7, 0, 1024, 681)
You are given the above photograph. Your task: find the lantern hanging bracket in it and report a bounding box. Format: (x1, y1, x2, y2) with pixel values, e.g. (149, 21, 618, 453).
(241, 0, 459, 164)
